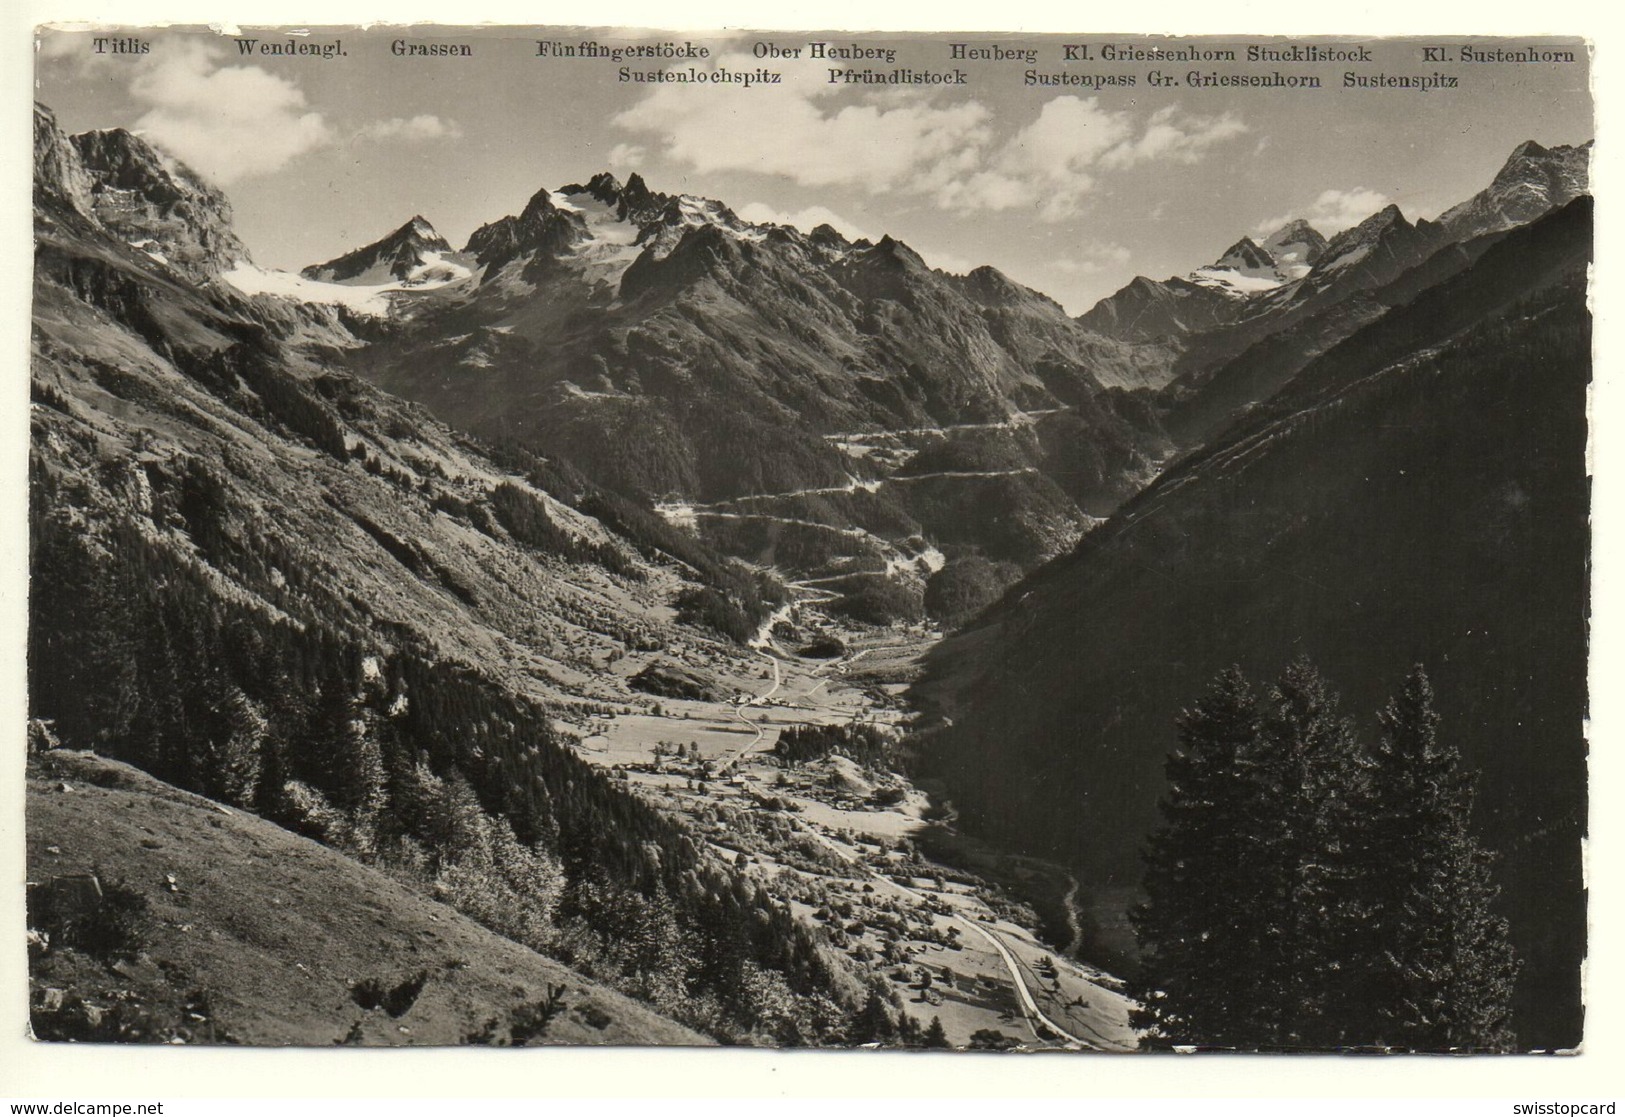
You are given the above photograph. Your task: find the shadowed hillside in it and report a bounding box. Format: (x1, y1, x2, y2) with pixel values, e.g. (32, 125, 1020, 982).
(915, 199, 1591, 1049)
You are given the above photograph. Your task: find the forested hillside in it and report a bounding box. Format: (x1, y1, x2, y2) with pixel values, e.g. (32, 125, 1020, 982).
(30, 103, 863, 1044)
(915, 199, 1591, 1048)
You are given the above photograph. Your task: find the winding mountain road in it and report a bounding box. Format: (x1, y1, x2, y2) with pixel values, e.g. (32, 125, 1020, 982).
(797, 825, 1099, 1050)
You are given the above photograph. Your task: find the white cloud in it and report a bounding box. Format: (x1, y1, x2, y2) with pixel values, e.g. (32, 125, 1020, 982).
(613, 57, 1246, 222)
(1098, 104, 1248, 172)
(1255, 187, 1394, 237)
(615, 53, 992, 195)
(936, 96, 1129, 218)
(607, 143, 647, 170)
(736, 202, 874, 243)
(129, 39, 333, 183)
(357, 114, 463, 142)
(36, 29, 90, 60)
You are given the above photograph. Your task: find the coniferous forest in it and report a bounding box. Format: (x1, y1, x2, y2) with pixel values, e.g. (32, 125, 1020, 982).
(1133, 662, 1518, 1051)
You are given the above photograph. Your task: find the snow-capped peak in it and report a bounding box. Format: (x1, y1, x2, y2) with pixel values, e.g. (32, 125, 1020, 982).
(302, 215, 460, 285)
(1259, 219, 1329, 274)
(1189, 235, 1290, 296)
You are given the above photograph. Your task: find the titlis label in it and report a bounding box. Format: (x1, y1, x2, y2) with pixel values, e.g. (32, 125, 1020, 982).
(91, 36, 149, 53)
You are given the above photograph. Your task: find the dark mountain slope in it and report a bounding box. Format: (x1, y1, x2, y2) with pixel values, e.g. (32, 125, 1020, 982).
(30, 103, 859, 1044)
(1160, 216, 1525, 448)
(914, 198, 1591, 1048)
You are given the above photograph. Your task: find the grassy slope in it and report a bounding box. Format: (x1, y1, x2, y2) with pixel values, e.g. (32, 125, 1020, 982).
(27, 751, 710, 1047)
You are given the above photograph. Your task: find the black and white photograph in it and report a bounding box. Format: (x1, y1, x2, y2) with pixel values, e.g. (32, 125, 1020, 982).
(20, 18, 1594, 1066)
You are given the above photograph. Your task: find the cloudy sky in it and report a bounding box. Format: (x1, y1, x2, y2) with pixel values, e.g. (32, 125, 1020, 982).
(35, 26, 1591, 311)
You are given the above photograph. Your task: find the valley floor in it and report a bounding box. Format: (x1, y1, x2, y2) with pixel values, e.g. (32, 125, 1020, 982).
(562, 604, 1138, 1051)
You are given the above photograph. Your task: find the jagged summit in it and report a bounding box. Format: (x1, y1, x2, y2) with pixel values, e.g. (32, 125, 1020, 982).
(404, 214, 440, 238)
(302, 213, 462, 286)
(570, 171, 624, 206)
(558, 170, 668, 227)
(1311, 204, 1413, 274)
(808, 223, 850, 248)
(1189, 234, 1290, 297)
(1213, 236, 1274, 272)
(43, 119, 249, 281)
(1080, 137, 1585, 347)
(464, 171, 755, 275)
(1440, 138, 1590, 239)
(1259, 219, 1328, 271)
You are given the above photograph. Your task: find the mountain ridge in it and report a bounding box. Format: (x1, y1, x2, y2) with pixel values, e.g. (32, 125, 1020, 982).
(913, 197, 1592, 1048)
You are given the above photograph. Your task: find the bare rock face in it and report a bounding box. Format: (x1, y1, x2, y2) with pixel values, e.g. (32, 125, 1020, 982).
(33, 104, 94, 215)
(1259, 218, 1329, 271)
(302, 216, 455, 284)
(68, 127, 249, 281)
(1439, 139, 1591, 240)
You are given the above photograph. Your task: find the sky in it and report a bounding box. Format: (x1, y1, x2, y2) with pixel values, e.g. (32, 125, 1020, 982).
(35, 26, 1593, 312)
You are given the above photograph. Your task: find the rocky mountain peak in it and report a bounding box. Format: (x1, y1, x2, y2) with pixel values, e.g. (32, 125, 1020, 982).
(1213, 236, 1274, 272)
(1313, 204, 1411, 270)
(464, 184, 590, 272)
(578, 171, 623, 205)
(61, 124, 247, 280)
(808, 223, 847, 244)
(558, 171, 668, 226)
(870, 234, 927, 267)
(1439, 137, 1590, 240)
(1260, 219, 1329, 269)
(33, 103, 94, 215)
(615, 173, 668, 225)
(960, 264, 1066, 313)
(302, 214, 457, 283)
(404, 214, 443, 240)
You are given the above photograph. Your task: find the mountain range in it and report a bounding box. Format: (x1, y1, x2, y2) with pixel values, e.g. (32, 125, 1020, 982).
(30, 102, 869, 1044)
(915, 192, 1592, 1050)
(29, 94, 1591, 1049)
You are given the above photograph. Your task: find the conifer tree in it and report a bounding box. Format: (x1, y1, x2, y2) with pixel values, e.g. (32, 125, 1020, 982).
(850, 984, 897, 1045)
(1250, 658, 1371, 1048)
(1132, 665, 1262, 1047)
(1136, 660, 1520, 1052)
(1359, 665, 1519, 1050)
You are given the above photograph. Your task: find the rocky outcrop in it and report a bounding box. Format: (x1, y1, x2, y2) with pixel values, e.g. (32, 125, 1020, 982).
(1439, 139, 1591, 240)
(302, 216, 454, 283)
(68, 127, 248, 281)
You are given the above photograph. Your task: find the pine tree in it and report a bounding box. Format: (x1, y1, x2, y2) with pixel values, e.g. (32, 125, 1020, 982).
(213, 683, 267, 809)
(923, 1015, 951, 1048)
(1359, 665, 1519, 1050)
(1136, 660, 1520, 1052)
(1132, 665, 1263, 1047)
(850, 984, 897, 1045)
(1250, 658, 1371, 1048)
